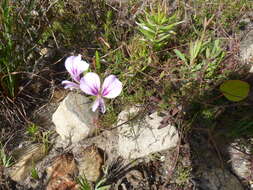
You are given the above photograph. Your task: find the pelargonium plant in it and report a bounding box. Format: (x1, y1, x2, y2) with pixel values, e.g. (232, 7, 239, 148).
(62, 55, 122, 113)
(80, 72, 122, 113)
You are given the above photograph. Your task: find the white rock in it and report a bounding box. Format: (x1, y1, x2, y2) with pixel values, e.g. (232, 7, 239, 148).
(228, 143, 251, 180)
(249, 66, 253, 73)
(240, 30, 253, 64)
(117, 107, 179, 159)
(9, 144, 46, 182)
(52, 92, 98, 143)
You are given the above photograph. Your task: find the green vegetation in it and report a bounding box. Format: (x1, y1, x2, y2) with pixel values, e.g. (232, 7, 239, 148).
(77, 176, 92, 190)
(26, 123, 52, 153)
(175, 167, 191, 186)
(136, 5, 182, 50)
(30, 166, 39, 180)
(0, 0, 17, 98)
(0, 0, 49, 98)
(0, 142, 13, 167)
(26, 123, 40, 141)
(77, 175, 111, 190)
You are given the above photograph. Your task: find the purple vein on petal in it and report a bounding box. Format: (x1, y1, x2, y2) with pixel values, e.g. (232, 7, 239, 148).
(101, 75, 116, 96)
(101, 86, 109, 97)
(90, 86, 99, 95)
(62, 80, 79, 90)
(80, 72, 101, 96)
(102, 75, 122, 99)
(65, 55, 89, 83)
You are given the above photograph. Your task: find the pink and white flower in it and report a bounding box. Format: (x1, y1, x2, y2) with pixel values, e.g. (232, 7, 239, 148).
(62, 54, 89, 90)
(80, 72, 122, 113)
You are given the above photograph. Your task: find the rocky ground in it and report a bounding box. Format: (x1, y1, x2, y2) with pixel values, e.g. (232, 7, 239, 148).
(2, 90, 253, 190)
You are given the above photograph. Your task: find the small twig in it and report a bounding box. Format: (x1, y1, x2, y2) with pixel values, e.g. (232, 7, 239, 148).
(51, 30, 59, 48)
(105, 2, 119, 12)
(46, 0, 60, 13)
(100, 45, 123, 59)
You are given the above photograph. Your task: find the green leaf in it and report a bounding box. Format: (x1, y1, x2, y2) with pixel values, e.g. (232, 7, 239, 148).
(205, 47, 210, 58)
(193, 40, 202, 58)
(95, 51, 101, 72)
(220, 80, 250, 102)
(159, 71, 165, 79)
(138, 28, 155, 41)
(95, 178, 111, 190)
(159, 24, 176, 31)
(144, 17, 157, 29)
(76, 176, 92, 190)
(156, 33, 171, 43)
(159, 21, 183, 31)
(174, 49, 188, 64)
(136, 22, 156, 34)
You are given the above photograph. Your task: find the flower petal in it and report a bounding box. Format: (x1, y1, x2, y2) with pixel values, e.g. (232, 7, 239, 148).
(100, 99, 106, 113)
(62, 80, 79, 90)
(80, 72, 100, 96)
(92, 98, 106, 113)
(92, 98, 100, 112)
(101, 75, 122, 99)
(65, 54, 89, 82)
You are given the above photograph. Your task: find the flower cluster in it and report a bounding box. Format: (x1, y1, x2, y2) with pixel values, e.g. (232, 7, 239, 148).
(62, 54, 122, 113)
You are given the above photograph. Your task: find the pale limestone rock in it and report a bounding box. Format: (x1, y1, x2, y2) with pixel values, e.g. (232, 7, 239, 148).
(239, 11, 253, 66)
(52, 92, 98, 143)
(76, 145, 103, 182)
(240, 28, 253, 72)
(228, 143, 251, 180)
(9, 143, 46, 182)
(240, 30, 253, 65)
(117, 107, 179, 159)
(249, 66, 253, 73)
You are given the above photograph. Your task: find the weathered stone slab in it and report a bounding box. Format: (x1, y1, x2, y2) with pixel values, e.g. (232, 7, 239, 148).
(9, 143, 46, 182)
(239, 13, 253, 72)
(117, 107, 179, 159)
(52, 92, 98, 143)
(228, 142, 252, 181)
(240, 30, 253, 64)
